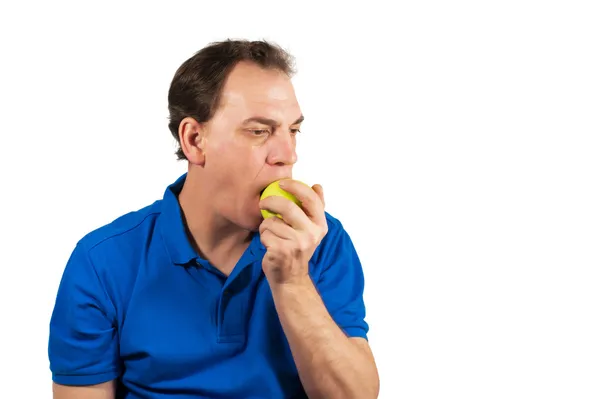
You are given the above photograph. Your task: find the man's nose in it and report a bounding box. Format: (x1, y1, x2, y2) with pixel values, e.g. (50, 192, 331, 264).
(267, 131, 297, 166)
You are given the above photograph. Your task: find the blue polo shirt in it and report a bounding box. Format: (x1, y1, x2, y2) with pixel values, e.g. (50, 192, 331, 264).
(48, 173, 369, 398)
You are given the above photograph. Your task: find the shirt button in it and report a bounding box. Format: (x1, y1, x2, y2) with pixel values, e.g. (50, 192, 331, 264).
(223, 289, 231, 296)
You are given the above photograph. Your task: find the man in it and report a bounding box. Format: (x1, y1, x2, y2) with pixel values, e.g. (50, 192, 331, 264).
(49, 39, 379, 399)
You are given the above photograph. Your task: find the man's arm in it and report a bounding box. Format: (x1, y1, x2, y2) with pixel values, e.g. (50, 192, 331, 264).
(271, 278, 379, 399)
(259, 180, 379, 398)
(49, 242, 122, 394)
(53, 381, 115, 399)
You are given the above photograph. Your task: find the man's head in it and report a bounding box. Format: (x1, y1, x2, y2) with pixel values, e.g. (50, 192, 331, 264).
(168, 40, 303, 230)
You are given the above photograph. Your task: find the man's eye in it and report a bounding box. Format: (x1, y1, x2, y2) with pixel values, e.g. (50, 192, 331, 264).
(250, 129, 270, 135)
(290, 128, 301, 135)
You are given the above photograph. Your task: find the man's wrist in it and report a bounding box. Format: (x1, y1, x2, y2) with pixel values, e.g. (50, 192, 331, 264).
(269, 273, 316, 300)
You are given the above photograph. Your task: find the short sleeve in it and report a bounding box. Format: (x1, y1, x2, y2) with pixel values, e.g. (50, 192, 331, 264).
(48, 242, 121, 385)
(315, 219, 369, 340)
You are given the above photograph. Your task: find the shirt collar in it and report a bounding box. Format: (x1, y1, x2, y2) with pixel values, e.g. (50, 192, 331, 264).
(159, 173, 198, 266)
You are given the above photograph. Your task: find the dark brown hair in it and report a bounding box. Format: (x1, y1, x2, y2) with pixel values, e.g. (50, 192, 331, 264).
(167, 39, 296, 160)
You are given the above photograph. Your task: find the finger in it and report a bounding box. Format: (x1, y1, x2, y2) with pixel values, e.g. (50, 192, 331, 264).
(312, 184, 325, 207)
(259, 216, 296, 240)
(260, 195, 308, 230)
(259, 228, 277, 249)
(278, 180, 325, 222)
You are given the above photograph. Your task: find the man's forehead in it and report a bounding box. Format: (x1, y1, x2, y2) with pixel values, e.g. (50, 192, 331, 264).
(220, 88, 298, 107)
(219, 88, 300, 123)
(221, 63, 297, 104)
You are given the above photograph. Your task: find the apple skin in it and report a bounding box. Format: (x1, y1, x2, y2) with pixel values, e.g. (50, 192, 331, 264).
(260, 179, 306, 219)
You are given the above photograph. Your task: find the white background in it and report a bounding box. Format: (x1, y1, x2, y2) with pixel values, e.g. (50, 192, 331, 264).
(1, 1, 599, 398)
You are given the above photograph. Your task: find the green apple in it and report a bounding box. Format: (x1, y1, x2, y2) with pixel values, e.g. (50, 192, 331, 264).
(260, 179, 306, 219)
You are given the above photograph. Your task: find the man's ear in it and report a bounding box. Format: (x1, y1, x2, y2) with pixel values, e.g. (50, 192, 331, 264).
(179, 117, 207, 166)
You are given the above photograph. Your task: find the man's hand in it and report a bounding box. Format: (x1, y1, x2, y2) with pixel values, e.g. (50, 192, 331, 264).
(259, 180, 379, 398)
(258, 180, 327, 285)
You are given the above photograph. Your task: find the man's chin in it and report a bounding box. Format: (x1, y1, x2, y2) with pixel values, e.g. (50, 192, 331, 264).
(249, 215, 264, 232)
(238, 210, 263, 233)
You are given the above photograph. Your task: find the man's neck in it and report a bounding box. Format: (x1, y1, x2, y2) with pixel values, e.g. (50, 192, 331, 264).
(177, 176, 252, 275)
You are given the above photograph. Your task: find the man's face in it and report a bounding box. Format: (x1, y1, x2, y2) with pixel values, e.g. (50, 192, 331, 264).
(201, 61, 303, 230)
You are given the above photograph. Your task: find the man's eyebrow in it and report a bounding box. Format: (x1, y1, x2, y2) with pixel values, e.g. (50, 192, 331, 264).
(241, 115, 304, 127)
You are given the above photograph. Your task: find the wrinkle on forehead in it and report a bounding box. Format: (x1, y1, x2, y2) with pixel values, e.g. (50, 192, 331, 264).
(219, 62, 299, 109)
(220, 83, 298, 107)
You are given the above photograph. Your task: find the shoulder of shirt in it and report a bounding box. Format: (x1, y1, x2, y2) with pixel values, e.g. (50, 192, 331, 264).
(324, 211, 344, 233)
(73, 205, 349, 254)
(311, 211, 353, 262)
(76, 199, 164, 252)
